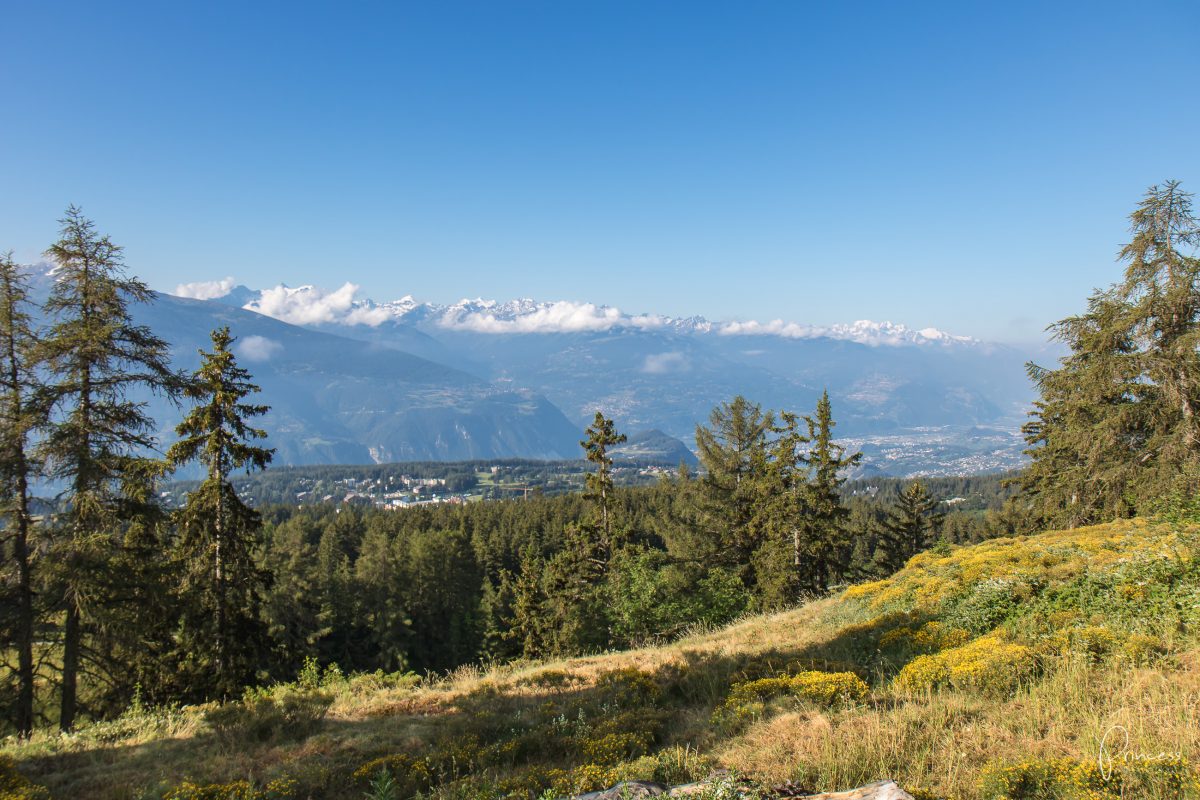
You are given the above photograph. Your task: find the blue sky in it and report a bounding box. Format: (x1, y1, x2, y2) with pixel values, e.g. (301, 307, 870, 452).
(1, 1, 1197, 343)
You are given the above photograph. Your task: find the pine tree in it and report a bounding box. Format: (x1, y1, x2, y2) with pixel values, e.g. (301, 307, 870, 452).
(874, 480, 942, 574)
(0, 254, 40, 737)
(37, 207, 181, 731)
(1022, 181, 1200, 526)
(580, 411, 627, 565)
(166, 327, 274, 698)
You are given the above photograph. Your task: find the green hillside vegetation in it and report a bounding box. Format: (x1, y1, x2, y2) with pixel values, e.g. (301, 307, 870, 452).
(5, 185, 1200, 797)
(3, 515, 1199, 799)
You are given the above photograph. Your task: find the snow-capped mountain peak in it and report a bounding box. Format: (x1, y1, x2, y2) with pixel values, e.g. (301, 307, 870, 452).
(168, 278, 978, 347)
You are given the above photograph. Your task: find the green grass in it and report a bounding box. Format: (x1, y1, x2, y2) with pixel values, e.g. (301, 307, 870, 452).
(5, 518, 1200, 799)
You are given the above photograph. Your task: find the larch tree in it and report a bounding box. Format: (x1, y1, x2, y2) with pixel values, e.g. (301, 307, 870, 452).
(166, 326, 274, 699)
(37, 207, 181, 731)
(0, 254, 40, 737)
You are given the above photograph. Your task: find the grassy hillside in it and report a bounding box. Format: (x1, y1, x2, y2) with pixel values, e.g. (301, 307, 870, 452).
(5, 518, 1200, 800)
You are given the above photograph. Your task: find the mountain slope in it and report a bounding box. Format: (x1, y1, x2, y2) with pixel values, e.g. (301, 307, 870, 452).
(9, 517, 1198, 799)
(171, 279, 1043, 474)
(143, 295, 584, 464)
(25, 266, 585, 465)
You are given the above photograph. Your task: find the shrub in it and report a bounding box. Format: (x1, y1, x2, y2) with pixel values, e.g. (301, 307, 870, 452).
(593, 667, 661, 707)
(1122, 632, 1168, 665)
(205, 686, 333, 744)
(878, 621, 970, 654)
(578, 731, 652, 766)
(352, 754, 434, 795)
(0, 755, 49, 800)
(162, 778, 298, 800)
(978, 756, 1198, 799)
(713, 670, 868, 730)
(894, 632, 1034, 694)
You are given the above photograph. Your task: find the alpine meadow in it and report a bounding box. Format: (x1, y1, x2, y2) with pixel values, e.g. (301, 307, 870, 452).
(3, 4, 1200, 800)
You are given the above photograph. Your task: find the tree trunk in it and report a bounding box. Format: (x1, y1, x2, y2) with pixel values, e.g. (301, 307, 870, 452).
(60, 598, 80, 732)
(14, 480, 34, 737)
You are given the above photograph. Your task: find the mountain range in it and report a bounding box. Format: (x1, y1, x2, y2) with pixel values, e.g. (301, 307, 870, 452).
(24, 267, 1045, 475)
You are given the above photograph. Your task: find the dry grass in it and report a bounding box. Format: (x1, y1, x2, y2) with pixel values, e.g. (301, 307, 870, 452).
(4, 518, 1200, 799)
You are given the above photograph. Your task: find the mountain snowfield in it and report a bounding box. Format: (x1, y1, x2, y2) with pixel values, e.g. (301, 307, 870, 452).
(176, 278, 981, 347)
(19, 263, 1039, 474)
(159, 276, 1037, 475)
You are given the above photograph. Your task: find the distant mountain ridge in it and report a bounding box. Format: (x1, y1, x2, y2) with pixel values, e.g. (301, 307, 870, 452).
(22, 265, 585, 468)
(20, 264, 1039, 475)
(170, 275, 1038, 475)
(180, 279, 981, 347)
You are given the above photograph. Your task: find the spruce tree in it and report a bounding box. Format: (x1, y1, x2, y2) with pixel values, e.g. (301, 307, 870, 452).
(166, 327, 274, 698)
(1022, 181, 1200, 526)
(37, 207, 181, 731)
(693, 396, 773, 580)
(799, 391, 861, 592)
(750, 409, 809, 607)
(580, 411, 626, 565)
(874, 480, 942, 574)
(0, 254, 40, 737)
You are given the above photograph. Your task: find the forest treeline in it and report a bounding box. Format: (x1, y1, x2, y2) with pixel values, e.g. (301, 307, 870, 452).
(3, 180, 1200, 739)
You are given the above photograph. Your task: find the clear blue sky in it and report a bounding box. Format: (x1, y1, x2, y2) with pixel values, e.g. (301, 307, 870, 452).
(1, 1, 1197, 343)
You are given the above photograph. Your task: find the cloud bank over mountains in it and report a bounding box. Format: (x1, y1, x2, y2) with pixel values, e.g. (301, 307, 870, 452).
(168, 278, 979, 347)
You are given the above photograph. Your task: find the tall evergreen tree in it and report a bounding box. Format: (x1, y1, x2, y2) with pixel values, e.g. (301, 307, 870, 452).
(1022, 181, 1200, 526)
(750, 409, 809, 607)
(799, 391, 861, 592)
(166, 327, 274, 698)
(37, 207, 181, 731)
(874, 480, 942, 574)
(0, 254, 40, 737)
(693, 396, 773, 580)
(580, 411, 627, 565)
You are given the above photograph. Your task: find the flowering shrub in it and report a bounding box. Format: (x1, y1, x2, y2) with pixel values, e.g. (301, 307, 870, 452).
(878, 620, 970, 653)
(162, 778, 298, 800)
(894, 632, 1034, 694)
(593, 667, 661, 706)
(352, 753, 434, 793)
(713, 670, 868, 731)
(578, 731, 652, 766)
(978, 756, 1198, 799)
(0, 756, 49, 800)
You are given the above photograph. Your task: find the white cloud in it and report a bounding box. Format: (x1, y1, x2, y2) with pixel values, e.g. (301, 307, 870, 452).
(173, 277, 236, 300)
(236, 335, 283, 362)
(246, 283, 391, 327)
(641, 351, 690, 374)
(718, 319, 976, 346)
(440, 300, 666, 334)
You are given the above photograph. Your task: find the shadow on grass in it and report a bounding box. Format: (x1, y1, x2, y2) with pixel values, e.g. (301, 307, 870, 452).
(13, 612, 939, 800)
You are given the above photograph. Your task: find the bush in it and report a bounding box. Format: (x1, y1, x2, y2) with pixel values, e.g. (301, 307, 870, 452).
(0, 755, 49, 800)
(593, 667, 661, 707)
(205, 685, 333, 744)
(352, 754, 434, 795)
(713, 670, 868, 731)
(162, 778, 298, 800)
(978, 756, 1198, 799)
(894, 632, 1034, 694)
